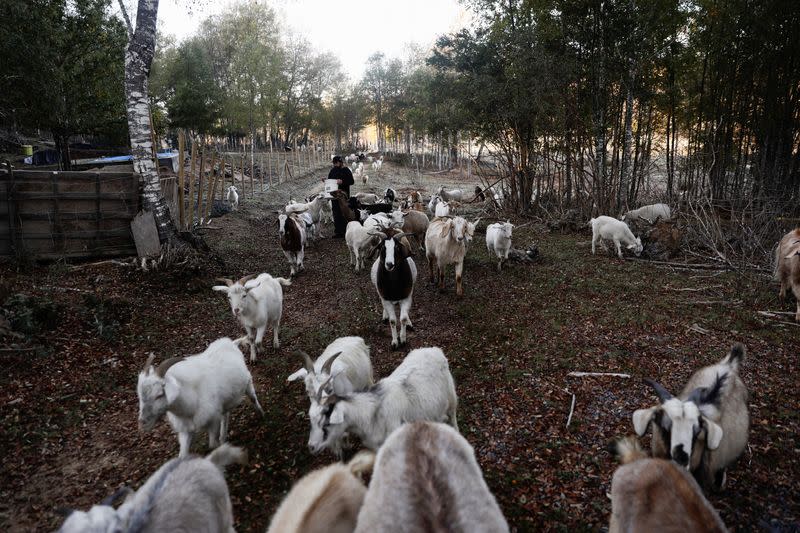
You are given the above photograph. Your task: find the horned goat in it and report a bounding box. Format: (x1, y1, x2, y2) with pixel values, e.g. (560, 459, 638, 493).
(58, 444, 247, 533)
(632, 343, 749, 491)
(307, 347, 458, 454)
(226, 185, 239, 210)
(608, 437, 727, 533)
(425, 216, 479, 296)
(278, 213, 307, 276)
(622, 203, 672, 224)
(213, 273, 290, 360)
(266, 452, 375, 533)
(371, 228, 417, 348)
(137, 338, 264, 458)
(355, 422, 508, 533)
(590, 215, 643, 259)
(288, 336, 374, 400)
(437, 185, 463, 202)
(486, 221, 514, 271)
(775, 228, 800, 321)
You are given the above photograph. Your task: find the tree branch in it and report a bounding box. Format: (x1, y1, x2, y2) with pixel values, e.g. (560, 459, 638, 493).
(117, 0, 134, 39)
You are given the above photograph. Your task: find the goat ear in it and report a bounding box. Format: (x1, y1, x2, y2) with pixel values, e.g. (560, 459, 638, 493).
(287, 368, 308, 382)
(164, 375, 181, 405)
(626, 243, 636, 249)
(329, 405, 345, 425)
(632, 407, 658, 436)
(439, 221, 452, 238)
(703, 417, 724, 450)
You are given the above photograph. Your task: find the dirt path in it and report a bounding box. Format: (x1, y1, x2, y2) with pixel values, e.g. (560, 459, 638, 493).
(1, 161, 797, 531)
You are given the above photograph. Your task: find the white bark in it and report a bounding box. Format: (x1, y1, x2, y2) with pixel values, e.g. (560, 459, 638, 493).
(125, 0, 177, 243)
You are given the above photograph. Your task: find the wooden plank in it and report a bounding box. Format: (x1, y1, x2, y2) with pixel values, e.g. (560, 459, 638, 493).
(2, 228, 134, 240)
(9, 192, 137, 201)
(14, 212, 136, 221)
(130, 210, 160, 257)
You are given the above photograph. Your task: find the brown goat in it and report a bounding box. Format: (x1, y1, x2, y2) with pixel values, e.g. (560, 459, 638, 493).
(330, 190, 360, 222)
(609, 437, 727, 533)
(775, 228, 800, 321)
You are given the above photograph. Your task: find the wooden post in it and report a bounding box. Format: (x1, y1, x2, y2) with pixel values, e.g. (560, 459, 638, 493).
(148, 106, 160, 180)
(260, 153, 265, 191)
(196, 144, 205, 225)
(177, 130, 186, 229)
(250, 139, 255, 198)
(205, 151, 217, 221)
(187, 139, 197, 229)
(240, 153, 245, 200)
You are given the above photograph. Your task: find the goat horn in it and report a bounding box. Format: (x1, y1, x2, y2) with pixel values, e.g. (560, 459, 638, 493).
(643, 378, 673, 403)
(156, 356, 185, 378)
(297, 350, 315, 374)
(215, 278, 234, 286)
(101, 486, 133, 506)
(237, 273, 257, 285)
(320, 352, 342, 375)
(316, 373, 337, 403)
(143, 352, 156, 372)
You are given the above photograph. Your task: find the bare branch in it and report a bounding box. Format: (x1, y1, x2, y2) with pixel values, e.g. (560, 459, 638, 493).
(117, 0, 134, 38)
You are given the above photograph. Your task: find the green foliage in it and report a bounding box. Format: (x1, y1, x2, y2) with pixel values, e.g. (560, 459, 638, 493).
(82, 293, 131, 342)
(3, 294, 62, 336)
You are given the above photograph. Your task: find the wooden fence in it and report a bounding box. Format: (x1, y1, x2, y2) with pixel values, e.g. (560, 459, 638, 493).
(0, 168, 142, 260)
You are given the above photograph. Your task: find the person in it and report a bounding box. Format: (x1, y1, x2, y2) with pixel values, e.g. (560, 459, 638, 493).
(326, 155, 354, 238)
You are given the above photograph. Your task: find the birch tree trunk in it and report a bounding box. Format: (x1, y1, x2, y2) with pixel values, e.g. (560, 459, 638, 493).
(618, 65, 635, 211)
(125, 0, 176, 242)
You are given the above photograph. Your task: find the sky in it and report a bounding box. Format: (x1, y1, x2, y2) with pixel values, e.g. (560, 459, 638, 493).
(151, 0, 471, 79)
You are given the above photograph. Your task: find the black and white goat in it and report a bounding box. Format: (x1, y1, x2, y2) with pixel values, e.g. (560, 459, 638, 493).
(632, 343, 749, 491)
(278, 213, 306, 277)
(384, 187, 397, 204)
(370, 228, 417, 349)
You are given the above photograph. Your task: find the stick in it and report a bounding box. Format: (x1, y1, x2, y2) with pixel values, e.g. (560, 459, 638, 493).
(757, 310, 796, 316)
(664, 285, 723, 292)
(567, 372, 631, 378)
(565, 392, 576, 428)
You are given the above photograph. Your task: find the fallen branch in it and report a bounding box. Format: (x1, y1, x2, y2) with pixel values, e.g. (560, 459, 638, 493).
(687, 323, 710, 335)
(567, 372, 631, 378)
(565, 392, 576, 428)
(664, 284, 723, 292)
(757, 311, 800, 328)
(758, 310, 796, 316)
(690, 299, 743, 306)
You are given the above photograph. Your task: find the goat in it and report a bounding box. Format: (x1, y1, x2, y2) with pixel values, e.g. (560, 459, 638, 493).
(384, 187, 397, 204)
(359, 202, 393, 216)
(288, 336, 374, 400)
(58, 444, 247, 533)
(437, 185, 463, 202)
(362, 174, 369, 186)
(622, 203, 672, 224)
(286, 194, 326, 238)
(427, 194, 442, 216)
(474, 186, 486, 202)
(609, 437, 727, 532)
(371, 228, 417, 349)
(775, 228, 800, 321)
(486, 221, 514, 271)
(307, 347, 458, 453)
(633, 343, 749, 491)
(401, 209, 429, 252)
(137, 338, 264, 457)
(434, 201, 451, 217)
(330, 190, 360, 222)
(404, 190, 423, 209)
(425, 216, 479, 296)
(355, 422, 508, 533)
(590, 215, 643, 259)
(364, 210, 404, 231)
(226, 185, 239, 210)
(213, 273, 290, 360)
(278, 213, 307, 276)
(346, 221, 382, 271)
(266, 452, 375, 533)
(355, 192, 380, 204)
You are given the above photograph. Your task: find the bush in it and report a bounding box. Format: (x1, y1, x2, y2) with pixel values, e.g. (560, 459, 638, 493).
(2, 293, 62, 336)
(83, 294, 131, 342)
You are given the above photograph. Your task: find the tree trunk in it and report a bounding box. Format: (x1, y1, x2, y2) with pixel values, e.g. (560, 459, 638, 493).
(124, 0, 176, 243)
(618, 66, 635, 211)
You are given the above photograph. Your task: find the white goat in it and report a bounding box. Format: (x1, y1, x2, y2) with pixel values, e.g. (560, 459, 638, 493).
(633, 343, 749, 491)
(434, 201, 451, 217)
(213, 273, 290, 360)
(425, 216, 478, 296)
(355, 192, 380, 204)
(266, 452, 375, 533)
(622, 203, 672, 224)
(609, 437, 727, 533)
(486, 221, 514, 271)
(362, 174, 369, 186)
(346, 221, 381, 271)
(286, 194, 326, 239)
(287, 336, 374, 401)
(427, 195, 442, 216)
(355, 422, 508, 533)
(307, 347, 458, 454)
(364, 211, 404, 231)
(137, 338, 264, 458)
(225, 185, 239, 210)
(775, 228, 800, 321)
(278, 213, 307, 276)
(58, 444, 247, 533)
(437, 185, 463, 202)
(590, 215, 643, 259)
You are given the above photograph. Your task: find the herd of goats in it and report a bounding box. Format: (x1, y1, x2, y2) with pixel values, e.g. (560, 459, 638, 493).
(56, 163, 800, 532)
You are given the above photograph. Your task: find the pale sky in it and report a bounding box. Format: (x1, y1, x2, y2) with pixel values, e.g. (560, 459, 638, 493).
(149, 0, 471, 79)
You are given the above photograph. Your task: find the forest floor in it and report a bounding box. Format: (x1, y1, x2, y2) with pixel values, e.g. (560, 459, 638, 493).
(0, 161, 797, 532)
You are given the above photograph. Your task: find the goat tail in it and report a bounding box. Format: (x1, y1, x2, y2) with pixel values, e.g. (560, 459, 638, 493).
(275, 277, 292, 287)
(724, 342, 747, 372)
(347, 450, 376, 478)
(587, 217, 596, 227)
(613, 436, 647, 465)
(207, 444, 248, 471)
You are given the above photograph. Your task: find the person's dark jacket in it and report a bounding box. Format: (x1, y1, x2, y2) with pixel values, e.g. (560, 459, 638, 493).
(328, 166, 355, 196)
